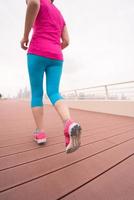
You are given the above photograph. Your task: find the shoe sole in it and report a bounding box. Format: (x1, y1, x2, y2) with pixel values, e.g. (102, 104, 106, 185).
(66, 123, 82, 153)
(33, 138, 47, 145)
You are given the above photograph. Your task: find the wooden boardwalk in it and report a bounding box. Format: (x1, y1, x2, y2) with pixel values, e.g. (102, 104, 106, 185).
(0, 99, 134, 200)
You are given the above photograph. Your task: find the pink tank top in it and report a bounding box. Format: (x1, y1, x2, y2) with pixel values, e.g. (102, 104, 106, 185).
(27, 0, 66, 61)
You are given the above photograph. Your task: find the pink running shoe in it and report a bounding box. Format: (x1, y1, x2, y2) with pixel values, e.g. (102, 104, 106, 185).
(64, 119, 82, 153)
(33, 128, 47, 145)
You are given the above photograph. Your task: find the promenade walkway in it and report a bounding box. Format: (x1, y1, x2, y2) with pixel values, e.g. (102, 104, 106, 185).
(0, 99, 134, 200)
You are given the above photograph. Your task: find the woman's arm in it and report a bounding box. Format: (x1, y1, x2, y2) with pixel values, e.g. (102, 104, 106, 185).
(61, 25, 70, 49)
(20, 0, 40, 50)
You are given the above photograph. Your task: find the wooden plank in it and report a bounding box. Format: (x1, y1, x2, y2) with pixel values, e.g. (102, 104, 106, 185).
(0, 120, 134, 157)
(0, 137, 134, 199)
(62, 155, 134, 200)
(0, 100, 134, 200)
(0, 126, 134, 170)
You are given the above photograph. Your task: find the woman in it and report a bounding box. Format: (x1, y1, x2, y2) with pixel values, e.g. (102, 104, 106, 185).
(20, 0, 82, 153)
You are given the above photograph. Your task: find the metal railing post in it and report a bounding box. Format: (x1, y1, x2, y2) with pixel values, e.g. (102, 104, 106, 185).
(74, 90, 78, 99)
(105, 85, 109, 99)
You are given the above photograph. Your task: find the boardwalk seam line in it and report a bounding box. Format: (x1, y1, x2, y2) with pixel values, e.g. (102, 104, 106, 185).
(0, 127, 133, 158)
(57, 153, 134, 200)
(0, 137, 134, 193)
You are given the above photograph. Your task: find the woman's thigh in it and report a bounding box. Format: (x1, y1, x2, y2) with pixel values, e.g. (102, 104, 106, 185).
(45, 60, 63, 94)
(27, 54, 45, 92)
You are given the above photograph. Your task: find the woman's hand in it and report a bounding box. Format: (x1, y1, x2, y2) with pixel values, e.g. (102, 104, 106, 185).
(61, 25, 70, 49)
(20, 36, 29, 50)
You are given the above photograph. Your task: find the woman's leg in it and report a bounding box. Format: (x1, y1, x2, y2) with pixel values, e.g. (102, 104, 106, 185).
(54, 99, 71, 124)
(27, 54, 45, 131)
(46, 59, 82, 152)
(31, 107, 44, 132)
(45, 60, 71, 124)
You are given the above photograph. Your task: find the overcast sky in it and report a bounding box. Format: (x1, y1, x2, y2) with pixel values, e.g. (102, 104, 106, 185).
(0, 0, 134, 97)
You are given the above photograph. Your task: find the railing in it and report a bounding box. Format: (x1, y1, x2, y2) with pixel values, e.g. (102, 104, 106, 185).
(60, 81, 134, 100)
(11, 80, 134, 101)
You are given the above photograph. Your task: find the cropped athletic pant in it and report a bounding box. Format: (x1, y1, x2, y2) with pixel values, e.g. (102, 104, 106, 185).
(27, 53, 64, 107)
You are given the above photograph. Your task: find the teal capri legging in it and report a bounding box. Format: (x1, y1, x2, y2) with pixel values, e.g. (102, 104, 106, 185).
(27, 53, 64, 107)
